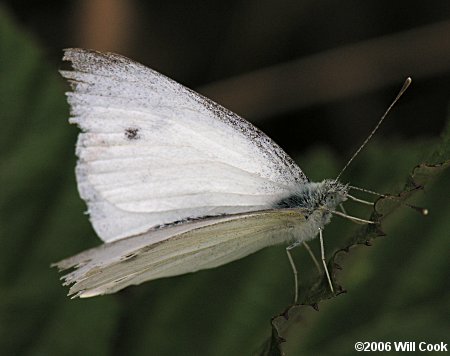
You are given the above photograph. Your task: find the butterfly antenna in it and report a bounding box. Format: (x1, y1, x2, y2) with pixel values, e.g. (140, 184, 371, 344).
(336, 77, 412, 181)
(348, 185, 429, 216)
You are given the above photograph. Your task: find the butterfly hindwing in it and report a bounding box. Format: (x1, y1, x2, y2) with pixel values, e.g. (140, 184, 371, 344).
(54, 209, 308, 297)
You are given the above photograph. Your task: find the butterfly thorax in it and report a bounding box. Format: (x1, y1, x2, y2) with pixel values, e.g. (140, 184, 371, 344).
(273, 179, 348, 242)
(275, 179, 348, 213)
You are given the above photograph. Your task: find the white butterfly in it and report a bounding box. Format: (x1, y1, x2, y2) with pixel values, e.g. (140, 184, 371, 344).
(54, 49, 407, 299)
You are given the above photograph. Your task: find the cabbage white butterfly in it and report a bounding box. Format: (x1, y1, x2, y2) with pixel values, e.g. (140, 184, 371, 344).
(53, 48, 411, 300)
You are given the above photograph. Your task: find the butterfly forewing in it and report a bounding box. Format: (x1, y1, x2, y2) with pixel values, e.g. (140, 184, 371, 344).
(62, 48, 308, 242)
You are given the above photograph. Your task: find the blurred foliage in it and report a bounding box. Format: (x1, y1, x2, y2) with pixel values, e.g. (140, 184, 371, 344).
(0, 7, 449, 356)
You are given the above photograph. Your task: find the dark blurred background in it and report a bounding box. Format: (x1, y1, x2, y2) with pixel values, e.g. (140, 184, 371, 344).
(1, 1, 449, 355)
(4, 0, 450, 156)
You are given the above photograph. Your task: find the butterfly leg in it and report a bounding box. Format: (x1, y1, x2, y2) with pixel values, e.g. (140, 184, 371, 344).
(286, 241, 301, 304)
(318, 228, 334, 293)
(302, 241, 322, 274)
